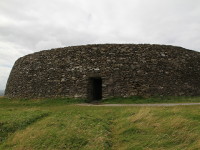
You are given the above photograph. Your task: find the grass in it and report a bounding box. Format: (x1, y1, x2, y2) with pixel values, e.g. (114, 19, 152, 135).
(0, 97, 85, 107)
(101, 96, 200, 104)
(0, 109, 49, 142)
(1, 97, 200, 149)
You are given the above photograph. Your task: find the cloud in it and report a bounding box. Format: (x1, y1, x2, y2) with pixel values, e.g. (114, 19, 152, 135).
(0, 0, 200, 90)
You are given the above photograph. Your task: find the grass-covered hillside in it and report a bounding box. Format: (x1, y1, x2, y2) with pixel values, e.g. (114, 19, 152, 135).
(1, 97, 200, 149)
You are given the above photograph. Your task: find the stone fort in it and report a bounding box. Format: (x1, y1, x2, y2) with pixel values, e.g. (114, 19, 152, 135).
(5, 44, 200, 101)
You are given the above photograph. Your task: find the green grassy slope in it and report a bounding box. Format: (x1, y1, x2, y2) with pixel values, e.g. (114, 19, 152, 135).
(1, 97, 200, 149)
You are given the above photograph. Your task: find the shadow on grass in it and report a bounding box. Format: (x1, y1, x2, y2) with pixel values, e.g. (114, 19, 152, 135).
(0, 112, 50, 142)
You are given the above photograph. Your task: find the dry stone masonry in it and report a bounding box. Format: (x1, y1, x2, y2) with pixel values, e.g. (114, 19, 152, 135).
(5, 44, 200, 100)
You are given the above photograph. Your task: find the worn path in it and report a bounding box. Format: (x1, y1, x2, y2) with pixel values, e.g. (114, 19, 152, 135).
(76, 103, 200, 107)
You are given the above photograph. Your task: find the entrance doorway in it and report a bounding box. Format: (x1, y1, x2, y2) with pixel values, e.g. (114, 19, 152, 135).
(88, 77, 102, 101)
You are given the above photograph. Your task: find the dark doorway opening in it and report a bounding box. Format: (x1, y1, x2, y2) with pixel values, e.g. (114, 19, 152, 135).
(88, 77, 102, 101)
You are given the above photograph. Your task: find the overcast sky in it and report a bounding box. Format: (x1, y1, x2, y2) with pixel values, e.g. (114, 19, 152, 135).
(0, 0, 200, 91)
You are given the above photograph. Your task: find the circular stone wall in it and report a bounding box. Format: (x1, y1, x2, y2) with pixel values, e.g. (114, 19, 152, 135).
(5, 44, 200, 99)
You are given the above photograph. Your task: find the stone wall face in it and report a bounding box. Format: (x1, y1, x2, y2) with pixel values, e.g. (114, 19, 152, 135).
(5, 44, 200, 99)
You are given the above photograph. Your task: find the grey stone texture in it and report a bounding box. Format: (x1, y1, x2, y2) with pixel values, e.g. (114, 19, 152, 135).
(5, 44, 200, 99)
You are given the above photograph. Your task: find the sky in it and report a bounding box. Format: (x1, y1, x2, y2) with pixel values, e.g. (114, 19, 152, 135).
(0, 0, 200, 91)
